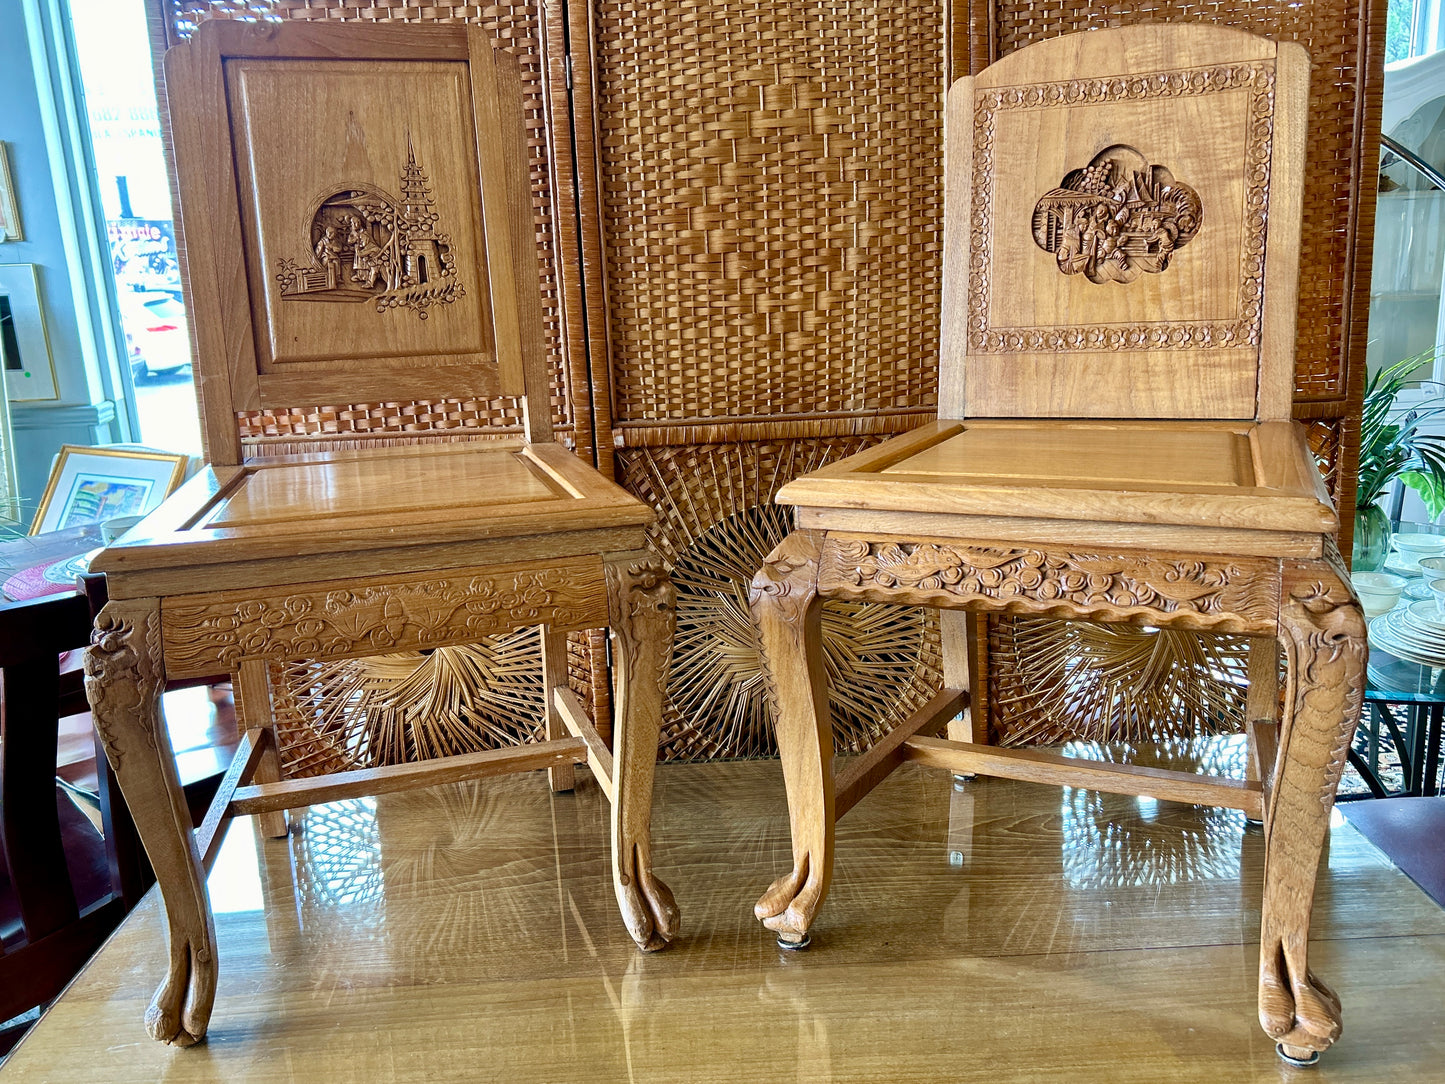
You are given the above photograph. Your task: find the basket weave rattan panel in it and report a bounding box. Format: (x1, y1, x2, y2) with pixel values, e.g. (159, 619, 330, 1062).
(162, 0, 580, 453)
(591, 0, 946, 426)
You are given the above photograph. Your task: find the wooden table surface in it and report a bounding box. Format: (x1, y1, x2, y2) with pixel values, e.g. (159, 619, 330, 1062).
(6, 757, 1444, 1082)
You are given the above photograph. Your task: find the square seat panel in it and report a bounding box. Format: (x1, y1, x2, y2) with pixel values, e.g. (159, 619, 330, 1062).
(777, 420, 1337, 550)
(91, 441, 653, 593)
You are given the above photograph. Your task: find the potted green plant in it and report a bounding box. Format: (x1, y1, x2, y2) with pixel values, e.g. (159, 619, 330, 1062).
(1355, 349, 1445, 570)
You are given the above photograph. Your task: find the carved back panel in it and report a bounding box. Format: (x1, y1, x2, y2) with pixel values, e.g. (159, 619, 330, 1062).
(940, 25, 1307, 422)
(163, 22, 547, 464)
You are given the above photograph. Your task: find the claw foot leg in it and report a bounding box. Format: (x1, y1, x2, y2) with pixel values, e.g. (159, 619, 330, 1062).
(605, 552, 680, 951)
(749, 530, 833, 945)
(1258, 552, 1366, 1060)
(86, 599, 218, 1044)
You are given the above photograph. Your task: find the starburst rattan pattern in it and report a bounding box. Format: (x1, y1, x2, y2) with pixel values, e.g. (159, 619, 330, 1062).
(269, 631, 546, 778)
(987, 616, 1257, 747)
(617, 438, 942, 760)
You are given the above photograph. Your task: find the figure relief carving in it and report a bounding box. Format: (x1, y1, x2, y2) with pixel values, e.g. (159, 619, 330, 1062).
(162, 563, 607, 676)
(606, 555, 677, 697)
(1032, 145, 1202, 284)
(749, 531, 824, 621)
(819, 537, 1278, 633)
(84, 602, 164, 771)
(274, 137, 462, 318)
(969, 62, 1275, 352)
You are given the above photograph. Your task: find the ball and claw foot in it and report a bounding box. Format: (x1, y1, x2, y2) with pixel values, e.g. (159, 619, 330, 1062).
(1277, 1044, 1321, 1068)
(754, 855, 825, 948)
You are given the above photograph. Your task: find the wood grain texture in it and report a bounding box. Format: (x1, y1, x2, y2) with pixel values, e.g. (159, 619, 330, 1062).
(227, 738, 587, 815)
(86, 22, 682, 1050)
(937, 24, 1304, 423)
(750, 25, 1361, 1063)
(834, 689, 967, 818)
(780, 420, 1337, 536)
(602, 552, 680, 951)
(748, 531, 834, 944)
(902, 736, 1265, 818)
(554, 686, 614, 801)
(1259, 544, 1366, 1057)
(11, 761, 1445, 1082)
(83, 598, 217, 1046)
(159, 558, 610, 679)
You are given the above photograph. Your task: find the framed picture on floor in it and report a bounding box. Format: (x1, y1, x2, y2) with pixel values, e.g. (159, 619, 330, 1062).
(30, 445, 188, 535)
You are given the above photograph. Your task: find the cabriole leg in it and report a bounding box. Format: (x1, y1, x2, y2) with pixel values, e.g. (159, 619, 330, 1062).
(604, 552, 679, 952)
(1259, 559, 1366, 1064)
(85, 599, 218, 1046)
(749, 530, 833, 947)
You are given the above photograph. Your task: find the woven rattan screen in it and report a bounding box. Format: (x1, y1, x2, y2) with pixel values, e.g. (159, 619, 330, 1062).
(154, 0, 585, 457)
(574, 0, 961, 755)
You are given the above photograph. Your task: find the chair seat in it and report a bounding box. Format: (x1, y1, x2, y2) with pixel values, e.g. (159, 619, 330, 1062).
(90, 440, 653, 592)
(777, 420, 1337, 553)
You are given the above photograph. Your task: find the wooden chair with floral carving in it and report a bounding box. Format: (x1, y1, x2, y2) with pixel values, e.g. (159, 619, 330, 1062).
(83, 21, 677, 1047)
(748, 24, 1362, 1067)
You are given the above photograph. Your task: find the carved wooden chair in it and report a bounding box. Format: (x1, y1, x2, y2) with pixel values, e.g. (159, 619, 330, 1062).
(83, 21, 677, 1047)
(749, 24, 1363, 1066)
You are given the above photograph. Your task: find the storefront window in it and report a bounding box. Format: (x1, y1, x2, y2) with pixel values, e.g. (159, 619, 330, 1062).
(68, 0, 202, 455)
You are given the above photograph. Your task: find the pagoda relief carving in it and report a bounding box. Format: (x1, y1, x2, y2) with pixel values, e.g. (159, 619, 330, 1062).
(275, 137, 463, 317)
(1031, 145, 1203, 284)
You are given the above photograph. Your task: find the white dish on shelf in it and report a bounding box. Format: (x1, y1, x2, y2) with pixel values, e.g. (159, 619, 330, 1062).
(1408, 599, 1445, 630)
(1370, 613, 1445, 666)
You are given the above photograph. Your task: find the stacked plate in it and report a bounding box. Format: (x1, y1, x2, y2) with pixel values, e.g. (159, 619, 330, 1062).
(1369, 600, 1445, 666)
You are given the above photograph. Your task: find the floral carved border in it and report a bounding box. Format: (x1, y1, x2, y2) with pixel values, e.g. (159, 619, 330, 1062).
(815, 535, 1280, 634)
(969, 62, 1275, 353)
(161, 559, 609, 678)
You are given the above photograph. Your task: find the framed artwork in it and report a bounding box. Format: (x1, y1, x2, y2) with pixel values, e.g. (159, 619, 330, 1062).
(30, 445, 188, 535)
(0, 143, 20, 242)
(0, 377, 17, 531)
(0, 264, 59, 400)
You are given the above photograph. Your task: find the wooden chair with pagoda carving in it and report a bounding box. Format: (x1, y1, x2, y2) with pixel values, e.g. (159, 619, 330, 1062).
(82, 21, 677, 1047)
(749, 24, 1363, 1067)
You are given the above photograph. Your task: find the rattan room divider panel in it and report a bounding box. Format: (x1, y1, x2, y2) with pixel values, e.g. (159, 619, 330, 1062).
(570, 0, 969, 756)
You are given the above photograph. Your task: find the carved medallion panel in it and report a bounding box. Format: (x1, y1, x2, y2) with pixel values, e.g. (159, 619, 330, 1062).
(970, 62, 1274, 354)
(1031, 144, 1203, 285)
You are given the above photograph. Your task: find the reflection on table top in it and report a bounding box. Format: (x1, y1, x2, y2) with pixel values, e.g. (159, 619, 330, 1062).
(0, 524, 104, 601)
(6, 759, 1445, 1083)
